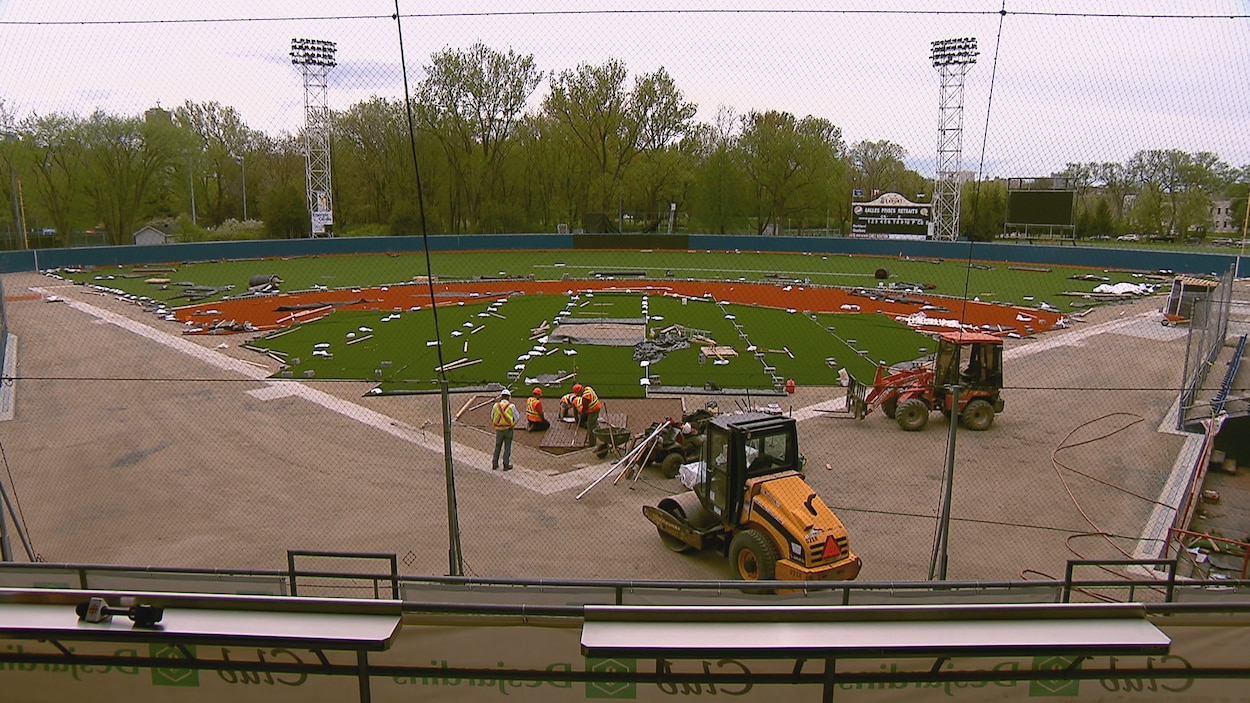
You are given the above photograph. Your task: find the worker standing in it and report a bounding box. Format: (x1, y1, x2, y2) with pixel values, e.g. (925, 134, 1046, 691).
(525, 387, 550, 432)
(491, 388, 516, 471)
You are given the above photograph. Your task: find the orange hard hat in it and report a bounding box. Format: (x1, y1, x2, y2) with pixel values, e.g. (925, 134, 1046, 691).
(572, 384, 583, 394)
(532, 387, 542, 396)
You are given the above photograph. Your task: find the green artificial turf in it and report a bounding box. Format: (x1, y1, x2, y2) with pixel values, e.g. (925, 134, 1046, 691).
(641, 294, 772, 393)
(58, 249, 1154, 311)
(57, 248, 1167, 397)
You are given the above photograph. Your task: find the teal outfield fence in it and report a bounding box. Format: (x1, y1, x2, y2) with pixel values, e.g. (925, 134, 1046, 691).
(0, 233, 1245, 278)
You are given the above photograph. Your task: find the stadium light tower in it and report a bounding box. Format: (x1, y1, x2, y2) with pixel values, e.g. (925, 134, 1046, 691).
(930, 37, 978, 241)
(290, 38, 337, 237)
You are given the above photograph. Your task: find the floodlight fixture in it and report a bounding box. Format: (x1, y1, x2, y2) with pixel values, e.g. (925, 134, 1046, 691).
(930, 37, 979, 66)
(290, 38, 338, 67)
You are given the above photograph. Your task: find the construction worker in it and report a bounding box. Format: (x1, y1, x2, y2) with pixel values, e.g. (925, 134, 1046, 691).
(559, 390, 579, 420)
(525, 387, 550, 432)
(577, 384, 603, 433)
(490, 388, 516, 471)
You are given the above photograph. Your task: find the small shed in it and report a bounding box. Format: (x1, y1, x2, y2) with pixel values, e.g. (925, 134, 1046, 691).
(132, 223, 175, 246)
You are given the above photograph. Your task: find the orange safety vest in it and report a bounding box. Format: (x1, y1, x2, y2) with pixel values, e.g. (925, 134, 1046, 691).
(580, 386, 602, 413)
(525, 396, 544, 423)
(560, 393, 577, 410)
(491, 400, 516, 430)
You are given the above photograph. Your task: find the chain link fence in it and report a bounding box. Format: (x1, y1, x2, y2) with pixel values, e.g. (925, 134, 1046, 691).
(0, 4, 1246, 584)
(1178, 265, 1236, 429)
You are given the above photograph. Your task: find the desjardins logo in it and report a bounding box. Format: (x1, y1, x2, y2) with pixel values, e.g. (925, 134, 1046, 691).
(150, 644, 199, 687)
(585, 657, 636, 699)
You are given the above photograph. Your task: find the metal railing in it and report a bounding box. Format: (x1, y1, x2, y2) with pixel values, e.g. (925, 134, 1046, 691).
(3, 557, 1249, 608)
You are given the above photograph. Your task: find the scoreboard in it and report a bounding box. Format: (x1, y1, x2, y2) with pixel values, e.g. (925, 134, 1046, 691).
(851, 192, 932, 239)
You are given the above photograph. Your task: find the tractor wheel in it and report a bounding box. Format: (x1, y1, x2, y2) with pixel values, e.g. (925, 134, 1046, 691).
(660, 452, 684, 478)
(896, 398, 930, 431)
(730, 529, 778, 582)
(881, 396, 898, 419)
(961, 399, 995, 431)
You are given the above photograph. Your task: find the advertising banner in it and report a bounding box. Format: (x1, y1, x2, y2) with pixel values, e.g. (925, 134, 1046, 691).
(4, 613, 1250, 702)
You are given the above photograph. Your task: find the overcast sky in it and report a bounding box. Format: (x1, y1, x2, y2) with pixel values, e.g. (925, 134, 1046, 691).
(1, 1, 1247, 179)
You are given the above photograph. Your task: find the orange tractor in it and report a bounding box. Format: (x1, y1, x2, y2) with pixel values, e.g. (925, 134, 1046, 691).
(846, 331, 1005, 431)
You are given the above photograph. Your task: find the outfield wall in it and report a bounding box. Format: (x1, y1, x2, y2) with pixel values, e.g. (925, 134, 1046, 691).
(0, 233, 1244, 278)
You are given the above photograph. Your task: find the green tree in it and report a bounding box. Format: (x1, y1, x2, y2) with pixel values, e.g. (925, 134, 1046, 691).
(737, 111, 844, 235)
(1088, 197, 1114, 238)
(0, 101, 25, 246)
(513, 112, 579, 231)
(21, 114, 92, 245)
(262, 182, 309, 239)
(79, 109, 181, 245)
(173, 101, 261, 227)
(960, 179, 1005, 242)
(418, 43, 542, 233)
(1092, 161, 1132, 228)
(1129, 183, 1166, 236)
(1127, 149, 1229, 238)
(688, 108, 748, 234)
(388, 200, 421, 236)
(544, 60, 697, 220)
(849, 140, 907, 195)
(334, 96, 409, 226)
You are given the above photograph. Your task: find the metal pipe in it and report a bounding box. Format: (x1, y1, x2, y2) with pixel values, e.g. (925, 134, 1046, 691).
(441, 380, 464, 577)
(930, 384, 959, 580)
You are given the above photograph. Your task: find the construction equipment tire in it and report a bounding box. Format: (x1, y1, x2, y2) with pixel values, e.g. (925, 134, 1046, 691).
(960, 399, 995, 431)
(730, 529, 778, 582)
(882, 396, 898, 419)
(896, 398, 929, 431)
(661, 452, 684, 478)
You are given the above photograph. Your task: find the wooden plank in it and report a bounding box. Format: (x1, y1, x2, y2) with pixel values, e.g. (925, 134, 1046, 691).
(540, 420, 587, 448)
(452, 395, 478, 422)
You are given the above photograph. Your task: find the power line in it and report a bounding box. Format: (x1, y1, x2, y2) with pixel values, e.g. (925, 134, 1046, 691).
(2, 8, 1245, 27)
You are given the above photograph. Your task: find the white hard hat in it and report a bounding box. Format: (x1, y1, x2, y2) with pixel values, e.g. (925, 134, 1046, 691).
(500, 388, 511, 397)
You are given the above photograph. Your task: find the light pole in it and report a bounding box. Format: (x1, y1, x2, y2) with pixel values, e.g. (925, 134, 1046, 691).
(290, 37, 337, 237)
(930, 37, 978, 242)
(234, 154, 248, 221)
(188, 154, 197, 226)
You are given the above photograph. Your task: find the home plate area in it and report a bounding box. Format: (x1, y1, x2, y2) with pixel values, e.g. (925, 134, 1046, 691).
(456, 396, 683, 457)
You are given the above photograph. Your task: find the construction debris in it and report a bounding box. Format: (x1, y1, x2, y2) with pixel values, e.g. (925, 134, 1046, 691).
(634, 328, 690, 363)
(435, 357, 482, 373)
(701, 345, 738, 359)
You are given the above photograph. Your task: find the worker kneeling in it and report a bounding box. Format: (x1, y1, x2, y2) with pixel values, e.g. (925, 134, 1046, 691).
(525, 387, 550, 432)
(559, 390, 579, 421)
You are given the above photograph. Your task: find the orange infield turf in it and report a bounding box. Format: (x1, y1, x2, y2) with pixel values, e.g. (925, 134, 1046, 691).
(173, 279, 1065, 337)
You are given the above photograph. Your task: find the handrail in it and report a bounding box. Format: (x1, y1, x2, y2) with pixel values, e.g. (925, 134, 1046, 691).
(4, 559, 1249, 605)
